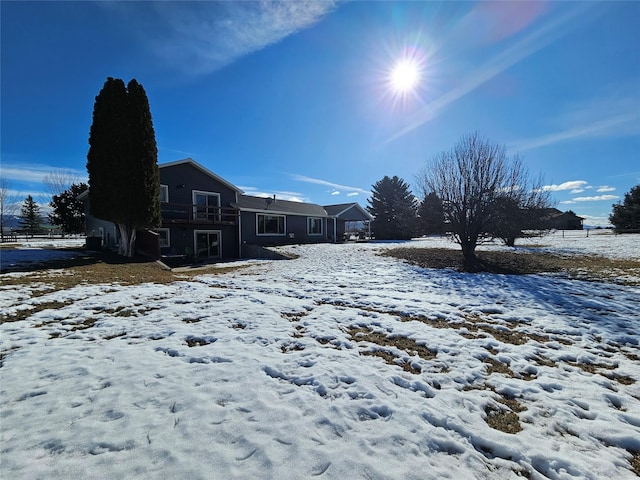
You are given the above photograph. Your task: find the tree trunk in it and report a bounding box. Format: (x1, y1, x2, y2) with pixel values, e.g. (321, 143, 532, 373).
(461, 241, 478, 272)
(117, 224, 137, 257)
(128, 228, 137, 258)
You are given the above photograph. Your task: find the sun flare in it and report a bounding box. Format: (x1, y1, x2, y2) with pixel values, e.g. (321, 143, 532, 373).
(390, 59, 421, 93)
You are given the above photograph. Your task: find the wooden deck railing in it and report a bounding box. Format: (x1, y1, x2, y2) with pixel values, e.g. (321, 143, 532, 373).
(161, 203, 239, 225)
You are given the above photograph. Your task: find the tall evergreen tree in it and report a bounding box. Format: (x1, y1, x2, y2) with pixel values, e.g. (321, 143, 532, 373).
(19, 195, 42, 236)
(127, 79, 161, 229)
(86, 77, 160, 256)
(610, 185, 640, 231)
(49, 183, 88, 235)
(367, 176, 417, 240)
(417, 192, 445, 235)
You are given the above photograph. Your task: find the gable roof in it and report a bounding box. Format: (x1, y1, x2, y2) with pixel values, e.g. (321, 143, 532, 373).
(159, 158, 243, 193)
(234, 195, 329, 217)
(324, 203, 373, 221)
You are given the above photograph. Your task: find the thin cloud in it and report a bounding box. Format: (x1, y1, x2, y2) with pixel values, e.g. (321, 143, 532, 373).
(0, 163, 86, 185)
(331, 191, 340, 196)
(347, 192, 359, 197)
(597, 186, 616, 193)
(291, 174, 370, 196)
(508, 110, 639, 153)
(542, 180, 588, 192)
(579, 214, 612, 227)
(572, 195, 618, 202)
(239, 186, 310, 203)
(108, 1, 339, 76)
(385, 3, 593, 143)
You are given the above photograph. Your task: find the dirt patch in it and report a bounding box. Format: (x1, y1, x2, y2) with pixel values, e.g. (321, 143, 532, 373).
(484, 357, 514, 377)
(564, 360, 635, 385)
(347, 326, 436, 374)
(485, 404, 523, 434)
(1, 249, 253, 294)
(467, 382, 527, 434)
(185, 336, 215, 347)
(483, 387, 527, 434)
(384, 247, 640, 285)
(630, 451, 640, 476)
(1, 300, 75, 324)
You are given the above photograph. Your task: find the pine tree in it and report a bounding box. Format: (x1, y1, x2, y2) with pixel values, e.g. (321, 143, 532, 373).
(367, 176, 417, 240)
(610, 185, 640, 231)
(86, 77, 161, 256)
(19, 195, 42, 236)
(49, 183, 88, 234)
(417, 192, 444, 235)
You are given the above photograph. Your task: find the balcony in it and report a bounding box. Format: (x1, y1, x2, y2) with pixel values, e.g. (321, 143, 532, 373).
(161, 203, 239, 226)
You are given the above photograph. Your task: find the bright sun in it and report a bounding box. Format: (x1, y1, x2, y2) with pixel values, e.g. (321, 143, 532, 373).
(389, 58, 421, 94)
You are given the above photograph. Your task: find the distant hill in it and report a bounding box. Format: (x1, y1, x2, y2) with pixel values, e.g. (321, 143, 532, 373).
(1, 215, 21, 228)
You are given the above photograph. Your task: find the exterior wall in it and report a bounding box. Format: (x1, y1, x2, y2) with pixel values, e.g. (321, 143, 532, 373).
(83, 198, 118, 248)
(159, 162, 238, 208)
(553, 213, 583, 230)
(160, 224, 239, 259)
(334, 219, 346, 240)
(159, 162, 240, 259)
(239, 211, 329, 248)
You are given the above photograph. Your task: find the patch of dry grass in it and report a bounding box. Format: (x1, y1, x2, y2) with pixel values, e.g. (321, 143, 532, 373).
(346, 326, 436, 374)
(1, 300, 75, 323)
(1, 250, 253, 324)
(630, 451, 640, 476)
(384, 247, 640, 285)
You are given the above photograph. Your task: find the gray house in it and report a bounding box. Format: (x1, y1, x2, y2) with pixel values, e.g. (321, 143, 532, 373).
(82, 158, 372, 261)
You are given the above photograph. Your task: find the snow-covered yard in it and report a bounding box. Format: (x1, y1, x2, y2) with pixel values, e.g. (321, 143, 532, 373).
(1, 232, 639, 479)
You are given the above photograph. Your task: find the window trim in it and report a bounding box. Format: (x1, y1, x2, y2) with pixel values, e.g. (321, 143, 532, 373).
(193, 229, 222, 259)
(256, 214, 286, 236)
(307, 217, 323, 236)
(159, 184, 169, 203)
(192, 190, 221, 221)
(154, 228, 170, 247)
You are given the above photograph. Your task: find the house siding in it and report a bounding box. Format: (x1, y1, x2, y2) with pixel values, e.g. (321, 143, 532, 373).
(240, 211, 328, 247)
(82, 158, 371, 261)
(159, 162, 238, 208)
(158, 162, 240, 259)
(83, 197, 118, 248)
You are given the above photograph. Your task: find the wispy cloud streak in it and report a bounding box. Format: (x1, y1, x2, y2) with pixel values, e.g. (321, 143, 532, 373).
(508, 94, 640, 152)
(0, 163, 86, 185)
(571, 195, 618, 202)
(385, 4, 593, 144)
(542, 180, 588, 192)
(108, 1, 339, 75)
(291, 174, 370, 196)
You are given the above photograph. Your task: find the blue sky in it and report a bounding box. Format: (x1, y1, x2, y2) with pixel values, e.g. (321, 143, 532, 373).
(1, 1, 638, 227)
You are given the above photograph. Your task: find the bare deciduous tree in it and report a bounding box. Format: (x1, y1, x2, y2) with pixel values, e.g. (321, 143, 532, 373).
(416, 132, 552, 270)
(43, 169, 81, 197)
(0, 177, 21, 242)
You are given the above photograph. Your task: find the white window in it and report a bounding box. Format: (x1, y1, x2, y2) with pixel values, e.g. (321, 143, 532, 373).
(193, 190, 221, 221)
(155, 228, 170, 247)
(194, 230, 221, 259)
(159, 185, 169, 203)
(308, 217, 323, 235)
(257, 214, 285, 235)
